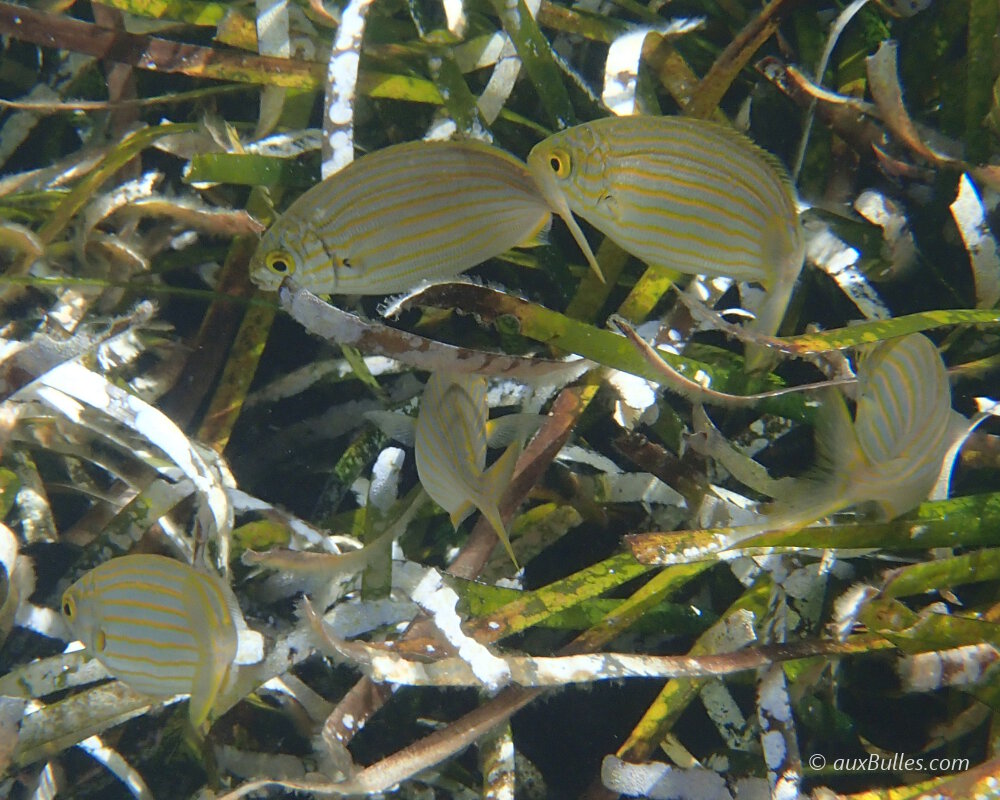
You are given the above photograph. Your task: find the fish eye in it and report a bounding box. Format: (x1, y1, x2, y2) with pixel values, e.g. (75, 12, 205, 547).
(265, 251, 295, 276)
(62, 594, 75, 620)
(548, 149, 571, 178)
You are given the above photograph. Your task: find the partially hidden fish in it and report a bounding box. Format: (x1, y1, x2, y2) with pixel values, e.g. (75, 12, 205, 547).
(527, 116, 805, 363)
(366, 372, 536, 567)
(250, 139, 600, 295)
(61, 554, 260, 727)
(810, 332, 963, 519)
(715, 333, 965, 548)
(415, 372, 524, 567)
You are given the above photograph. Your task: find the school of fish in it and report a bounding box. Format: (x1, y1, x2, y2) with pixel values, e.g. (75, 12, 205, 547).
(248, 114, 818, 565)
(60, 121, 958, 725)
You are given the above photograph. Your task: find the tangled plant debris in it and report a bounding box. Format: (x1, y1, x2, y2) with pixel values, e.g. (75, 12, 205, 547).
(3, 1, 1000, 799)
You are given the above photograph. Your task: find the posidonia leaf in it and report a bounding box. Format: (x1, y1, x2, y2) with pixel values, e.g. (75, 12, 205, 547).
(486, 0, 575, 128)
(400, 283, 810, 419)
(461, 582, 709, 633)
(881, 548, 1000, 599)
(625, 493, 1000, 566)
(778, 308, 1000, 351)
(462, 553, 655, 641)
(183, 153, 317, 187)
(92, 0, 227, 26)
(615, 581, 772, 762)
(862, 598, 1000, 653)
(684, 0, 802, 120)
(38, 123, 198, 244)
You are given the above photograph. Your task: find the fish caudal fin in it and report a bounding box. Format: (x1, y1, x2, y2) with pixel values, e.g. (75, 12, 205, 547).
(472, 442, 522, 568)
(744, 217, 804, 373)
(518, 214, 553, 249)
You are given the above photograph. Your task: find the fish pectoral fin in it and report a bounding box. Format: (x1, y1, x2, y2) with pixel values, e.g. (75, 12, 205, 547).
(485, 413, 543, 449)
(364, 410, 417, 447)
(598, 191, 620, 217)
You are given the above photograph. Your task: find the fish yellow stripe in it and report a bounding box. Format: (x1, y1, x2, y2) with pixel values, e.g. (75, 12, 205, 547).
(61, 554, 245, 727)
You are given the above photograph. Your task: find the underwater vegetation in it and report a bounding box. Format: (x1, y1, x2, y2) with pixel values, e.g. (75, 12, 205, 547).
(5, 0, 1000, 798)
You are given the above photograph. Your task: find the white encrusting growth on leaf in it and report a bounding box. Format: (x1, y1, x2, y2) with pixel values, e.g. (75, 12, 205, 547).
(322, 0, 376, 177)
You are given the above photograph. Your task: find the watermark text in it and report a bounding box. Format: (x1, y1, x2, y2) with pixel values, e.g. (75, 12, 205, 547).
(807, 753, 969, 773)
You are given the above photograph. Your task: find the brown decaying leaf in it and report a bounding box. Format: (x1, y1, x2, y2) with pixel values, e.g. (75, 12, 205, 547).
(686, 0, 806, 120)
(279, 280, 590, 380)
(0, 2, 325, 89)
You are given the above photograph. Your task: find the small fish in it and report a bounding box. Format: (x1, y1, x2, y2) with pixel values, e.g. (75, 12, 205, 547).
(366, 373, 538, 567)
(61, 554, 258, 727)
(527, 116, 805, 361)
(251, 140, 566, 295)
(740, 333, 963, 541)
(415, 372, 524, 567)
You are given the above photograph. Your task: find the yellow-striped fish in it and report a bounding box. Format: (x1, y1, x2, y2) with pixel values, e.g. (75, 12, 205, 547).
(527, 116, 805, 344)
(61, 554, 251, 727)
(415, 372, 522, 567)
(768, 333, 961, 529)
(674, 334, 964, 554)
(251, 140, 563, 295)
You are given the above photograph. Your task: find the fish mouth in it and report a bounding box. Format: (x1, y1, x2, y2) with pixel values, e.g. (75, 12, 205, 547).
(526, 150, 604, 283)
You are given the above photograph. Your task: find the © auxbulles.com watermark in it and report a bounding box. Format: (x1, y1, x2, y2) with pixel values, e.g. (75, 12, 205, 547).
(807, 753, 970, 774)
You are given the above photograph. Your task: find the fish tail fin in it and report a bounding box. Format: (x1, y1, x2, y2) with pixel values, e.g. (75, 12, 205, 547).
(745, 221, 804, 373)
(743, 279, 797, 373)
(768, 387, 862, 522)
(518, 214, 552, 248)
(475, 442, 522, 568)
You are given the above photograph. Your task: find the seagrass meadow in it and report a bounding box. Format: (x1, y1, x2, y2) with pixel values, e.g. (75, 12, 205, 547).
(6, 0, 1000, 798)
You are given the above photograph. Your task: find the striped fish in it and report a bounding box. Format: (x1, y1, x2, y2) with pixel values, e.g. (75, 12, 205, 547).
(527, 116, 805, 352)
(777, 333, 961, 524)
(415, 372, 522, 567)
(686, 334, 964, 553)
(61, 554, 249, 727)
(250, 140, 567, 295)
